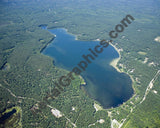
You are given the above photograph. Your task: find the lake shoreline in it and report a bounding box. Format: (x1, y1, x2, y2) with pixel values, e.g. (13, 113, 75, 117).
(109, 42, 136, 109)
(109, 43, 121, 73)
(42, 27, 134, 109)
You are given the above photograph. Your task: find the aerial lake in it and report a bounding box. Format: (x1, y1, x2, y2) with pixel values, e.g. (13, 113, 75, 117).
(42, 28, 133, 108)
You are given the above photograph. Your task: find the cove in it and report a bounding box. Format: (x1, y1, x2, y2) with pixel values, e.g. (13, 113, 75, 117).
(42, 28, 133, 108)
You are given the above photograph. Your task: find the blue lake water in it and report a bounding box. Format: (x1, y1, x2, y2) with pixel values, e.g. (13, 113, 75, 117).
(42, 28, 133, 108)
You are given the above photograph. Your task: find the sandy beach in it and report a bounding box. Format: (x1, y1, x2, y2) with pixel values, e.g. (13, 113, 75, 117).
(109, 43, 122, 73)
(109, 43, 136, 98)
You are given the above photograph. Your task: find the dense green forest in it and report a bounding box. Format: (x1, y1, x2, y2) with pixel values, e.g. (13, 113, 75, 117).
(0, 0, 160, 127)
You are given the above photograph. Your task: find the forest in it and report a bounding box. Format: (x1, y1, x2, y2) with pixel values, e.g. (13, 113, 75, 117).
(0, 0, 160, 127)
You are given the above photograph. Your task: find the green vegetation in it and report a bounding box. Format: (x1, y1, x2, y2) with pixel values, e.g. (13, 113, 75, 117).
(0, 0, 160, 127)
(0, 106, 22, 128)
